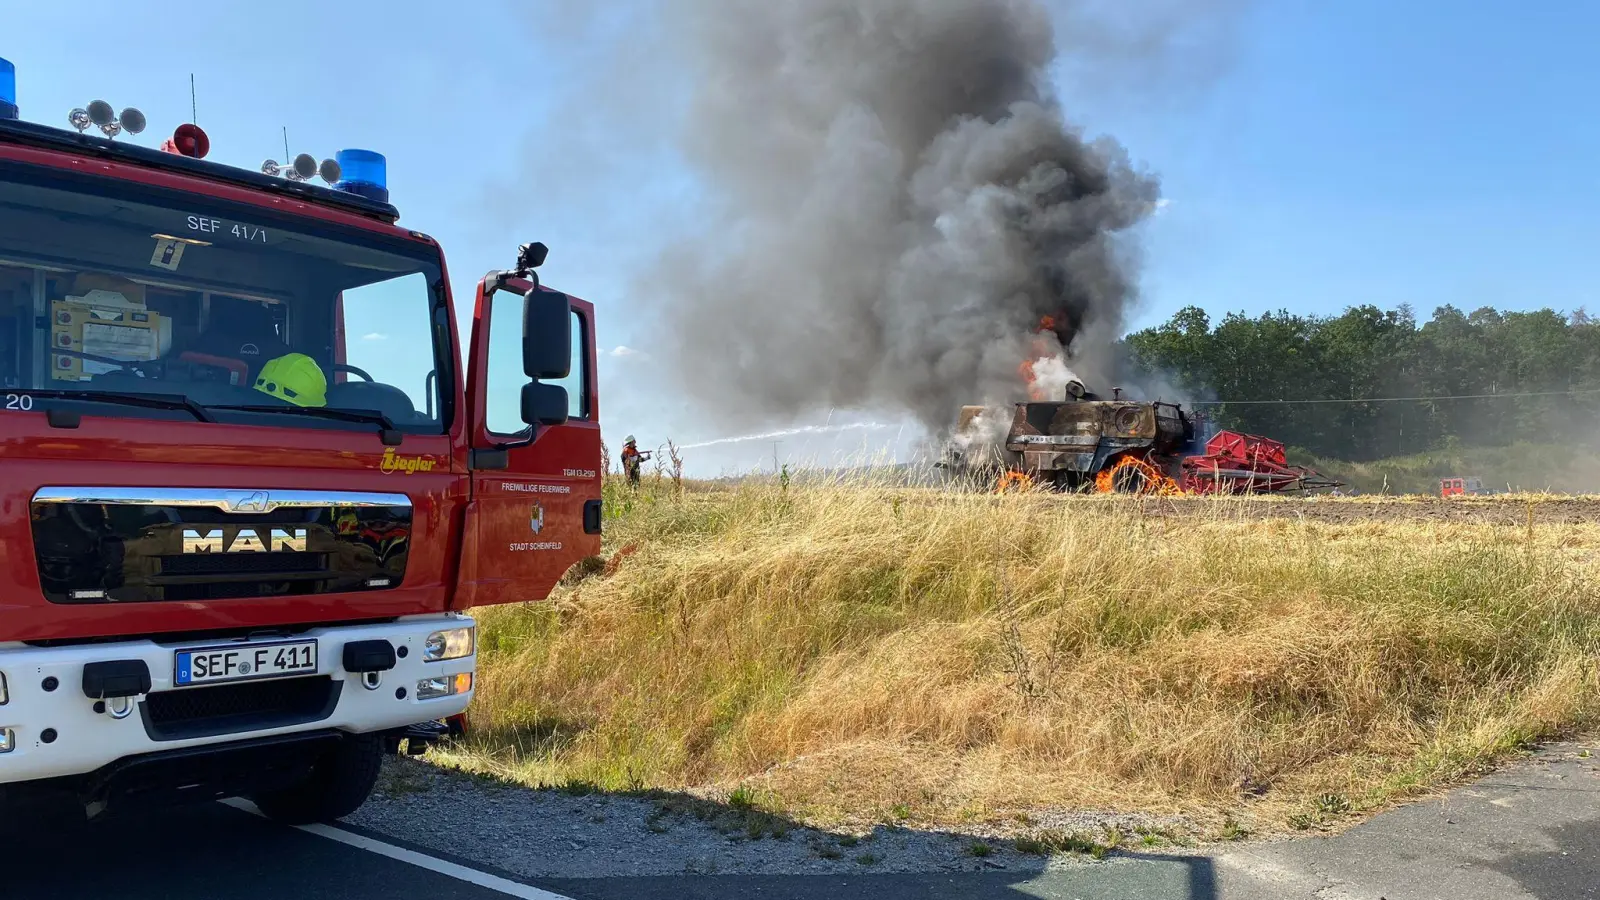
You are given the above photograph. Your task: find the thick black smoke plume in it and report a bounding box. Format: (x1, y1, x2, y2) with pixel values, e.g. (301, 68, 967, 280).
(645, 0, 1164, 432)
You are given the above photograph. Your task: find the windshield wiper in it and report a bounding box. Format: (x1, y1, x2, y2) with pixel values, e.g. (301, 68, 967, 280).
(206, 404, 403, 446)
(21, 389, 214, 424)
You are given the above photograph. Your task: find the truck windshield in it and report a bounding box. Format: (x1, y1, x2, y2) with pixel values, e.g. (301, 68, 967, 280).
(0, 169, 447, 434)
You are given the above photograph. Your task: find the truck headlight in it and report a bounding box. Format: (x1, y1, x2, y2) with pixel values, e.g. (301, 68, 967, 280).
(416, 673, 472, 700)
(0, 728, 14, 753)
(422, 626, 474, 662)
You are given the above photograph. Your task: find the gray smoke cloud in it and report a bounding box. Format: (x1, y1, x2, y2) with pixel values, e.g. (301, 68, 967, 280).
(644, 0, 1163, 433)
(507, 0, 1246, 442)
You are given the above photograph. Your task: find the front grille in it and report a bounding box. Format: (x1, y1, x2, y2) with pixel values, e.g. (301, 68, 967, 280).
(141, 676, 341, 742)
(160, 581, 323, 602)
(30, 494, 411, 605)
(158, 552, 326, 576)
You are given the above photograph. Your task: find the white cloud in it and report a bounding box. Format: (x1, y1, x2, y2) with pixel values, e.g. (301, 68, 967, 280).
(609, 345, 648, 359)
(362, 333, 389, 341)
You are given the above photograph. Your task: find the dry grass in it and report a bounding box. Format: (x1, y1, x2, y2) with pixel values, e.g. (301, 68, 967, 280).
(437, 476, 1600, 833)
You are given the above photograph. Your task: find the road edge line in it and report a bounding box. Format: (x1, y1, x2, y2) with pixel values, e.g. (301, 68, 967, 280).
(221, 799, 576, 900)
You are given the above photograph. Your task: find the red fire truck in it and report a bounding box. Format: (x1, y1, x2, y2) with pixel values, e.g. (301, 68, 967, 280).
(0, 58, 602, 823)
(1440, 476, 1485, 497)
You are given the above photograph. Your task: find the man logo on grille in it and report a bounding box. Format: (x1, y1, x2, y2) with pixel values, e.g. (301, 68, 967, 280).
(181, 527, 307, 553)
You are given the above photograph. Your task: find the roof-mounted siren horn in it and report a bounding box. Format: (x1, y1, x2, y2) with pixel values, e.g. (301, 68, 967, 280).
(331, 149, 388, 203)
(263, 152, 341, 185)
(118, 107, 146, 135)
(89, 101, 118, 138)
(0, 56, 17, 121)
(71, 100, 145, 139)
(162, 123, 210, 159)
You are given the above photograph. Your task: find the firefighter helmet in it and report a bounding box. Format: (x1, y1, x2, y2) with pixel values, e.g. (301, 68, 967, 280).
(253, 352, 328, 408)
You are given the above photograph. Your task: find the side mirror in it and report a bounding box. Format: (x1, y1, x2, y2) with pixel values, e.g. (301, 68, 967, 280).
(521, 382, 569, 427)
(523, 290, 571, 380)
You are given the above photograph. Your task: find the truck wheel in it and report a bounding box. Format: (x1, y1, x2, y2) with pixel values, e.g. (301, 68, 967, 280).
(251, 733, 383, 825)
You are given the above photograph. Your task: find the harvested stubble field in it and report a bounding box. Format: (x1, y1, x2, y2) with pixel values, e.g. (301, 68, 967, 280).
(436, 479, 1600, 841)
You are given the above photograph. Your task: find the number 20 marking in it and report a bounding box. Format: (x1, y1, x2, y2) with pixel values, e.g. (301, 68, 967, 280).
(5, 394, 33, 411)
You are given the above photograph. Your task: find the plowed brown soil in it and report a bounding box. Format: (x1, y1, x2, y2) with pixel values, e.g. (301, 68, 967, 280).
(1141, 496, 1600, 527)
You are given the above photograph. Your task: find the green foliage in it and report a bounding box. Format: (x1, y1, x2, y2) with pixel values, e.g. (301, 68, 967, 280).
(1125, 303, 1600, 462)
(1015, 829, 1115, 858)
(728, 785, 757, 810)
(1315, 793, 1351, 816)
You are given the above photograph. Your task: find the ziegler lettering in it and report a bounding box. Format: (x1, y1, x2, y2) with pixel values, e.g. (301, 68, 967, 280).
(182, 528, 308, 554)
(380, 448, 438, 475)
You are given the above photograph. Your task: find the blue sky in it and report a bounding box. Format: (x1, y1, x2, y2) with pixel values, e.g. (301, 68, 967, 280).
(7, 1, 1595, 475)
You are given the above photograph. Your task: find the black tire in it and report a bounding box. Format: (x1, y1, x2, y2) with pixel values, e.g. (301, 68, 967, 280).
(1112, 464, 1148, 494)
(251, 733, 384, 825)
(1051, 471, 1088, 493)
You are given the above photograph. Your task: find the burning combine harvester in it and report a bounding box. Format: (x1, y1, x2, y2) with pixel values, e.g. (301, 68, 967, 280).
(941, 380, 1340, 495)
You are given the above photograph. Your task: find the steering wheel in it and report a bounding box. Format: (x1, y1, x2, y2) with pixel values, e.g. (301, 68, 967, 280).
(334, 363, 374, 382)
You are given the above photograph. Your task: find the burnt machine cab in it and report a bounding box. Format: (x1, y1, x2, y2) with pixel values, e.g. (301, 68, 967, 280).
(946, 380, 1195, 491)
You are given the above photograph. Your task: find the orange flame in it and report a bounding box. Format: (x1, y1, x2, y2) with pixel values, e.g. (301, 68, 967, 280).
(1094, 455, 1183, 496)
(995, 470, 1034, 493)
(1019, 315, 1062, 402)
(1019, 359, 1041, 400)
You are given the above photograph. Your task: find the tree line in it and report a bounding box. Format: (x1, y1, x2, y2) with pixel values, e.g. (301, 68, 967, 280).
(1121, 304, 1600, 462)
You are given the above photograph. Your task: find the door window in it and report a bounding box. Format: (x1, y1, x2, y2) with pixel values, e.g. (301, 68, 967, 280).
(485, 291, 590, 436)
(340, 272, 441, 423)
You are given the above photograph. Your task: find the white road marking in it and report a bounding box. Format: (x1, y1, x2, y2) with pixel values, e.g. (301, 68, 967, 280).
(222, 799, 576, 900)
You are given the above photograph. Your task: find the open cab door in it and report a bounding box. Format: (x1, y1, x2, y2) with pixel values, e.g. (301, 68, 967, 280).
(456, 243, 602, 609)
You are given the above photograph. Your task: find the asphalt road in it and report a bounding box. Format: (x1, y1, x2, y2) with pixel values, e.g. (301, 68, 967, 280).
(12, 741, 1600, 900)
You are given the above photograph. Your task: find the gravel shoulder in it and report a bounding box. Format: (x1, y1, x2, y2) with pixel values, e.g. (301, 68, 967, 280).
(349, 740, 1600, 899)
(347, 759, 1201, 880)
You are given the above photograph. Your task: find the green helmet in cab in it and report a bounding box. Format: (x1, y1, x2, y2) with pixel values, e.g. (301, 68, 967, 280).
(253, 352, 328, 408)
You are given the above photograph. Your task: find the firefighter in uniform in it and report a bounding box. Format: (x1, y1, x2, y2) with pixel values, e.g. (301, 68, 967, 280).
(620, 435, 651, 488)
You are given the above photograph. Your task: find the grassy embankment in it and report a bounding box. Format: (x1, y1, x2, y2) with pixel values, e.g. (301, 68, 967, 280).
(435, 474, 1600, 837)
